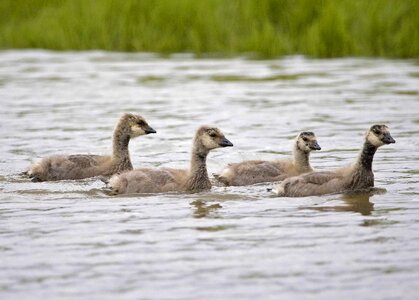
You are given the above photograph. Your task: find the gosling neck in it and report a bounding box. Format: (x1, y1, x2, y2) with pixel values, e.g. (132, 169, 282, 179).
(293, 144, 312, 172)
(356, 140, 377, 171)
(112, 125, 131, 164)
(185, 143, 211, 191)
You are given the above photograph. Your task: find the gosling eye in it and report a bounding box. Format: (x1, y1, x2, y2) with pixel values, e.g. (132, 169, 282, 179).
(137, 120, 145, 126)
(209, 132, 217, 138)
(373, 129, 381, 135)
(302, 137, 308, 142)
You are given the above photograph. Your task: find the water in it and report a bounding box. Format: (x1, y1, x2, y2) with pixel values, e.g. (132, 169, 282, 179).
(1, 50, 419, 300)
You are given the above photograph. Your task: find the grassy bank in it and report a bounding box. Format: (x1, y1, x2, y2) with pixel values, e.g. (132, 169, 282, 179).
(0, 0, 418, 58)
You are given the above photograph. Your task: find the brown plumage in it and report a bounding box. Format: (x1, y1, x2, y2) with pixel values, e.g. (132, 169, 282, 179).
(108, 126, 233, 194)
(273, 125, 395, 197)
(27, 113, 156, 181)
(215, 132, 321, 186)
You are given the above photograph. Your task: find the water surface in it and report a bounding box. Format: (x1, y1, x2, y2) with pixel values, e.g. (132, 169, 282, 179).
(1, 51, 419, 299)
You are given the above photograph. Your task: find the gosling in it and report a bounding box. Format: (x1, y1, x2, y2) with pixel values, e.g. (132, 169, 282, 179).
(215, 132, 321, 186)
(108, 126, 233, 194)
(273, 125, 395, 197)
(27, 113, 156, 181)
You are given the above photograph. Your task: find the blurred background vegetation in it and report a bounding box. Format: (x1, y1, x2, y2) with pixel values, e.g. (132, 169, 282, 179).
(1, 0, 418, 58)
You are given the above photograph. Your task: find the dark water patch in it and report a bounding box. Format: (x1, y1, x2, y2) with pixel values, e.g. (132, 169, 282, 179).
(353, 236, 395, 244)
(136, 76, 167, 84)
(21, 67, 41, 73)
(36, 76, 68, 81)
(195, 225, 235, 232)
(361, 219, 399, 227)
(89, 53, 158, 62)
(119, 229, 143, 235)
(379, 81, 401, 87)
(394, 90, 418, 96)
(268, 64, 285, 70)
(210, 73, 305, 82)
(401, 170, 419, 175)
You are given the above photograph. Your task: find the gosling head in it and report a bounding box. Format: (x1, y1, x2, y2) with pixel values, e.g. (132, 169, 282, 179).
(296, 131, 321, 153)
(121, 113, 156, 138)
(366, 124, 395, 147)
(196, 126, 233, 151)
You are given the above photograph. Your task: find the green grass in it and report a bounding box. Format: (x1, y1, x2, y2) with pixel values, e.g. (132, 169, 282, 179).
(0, 0, 418, 58)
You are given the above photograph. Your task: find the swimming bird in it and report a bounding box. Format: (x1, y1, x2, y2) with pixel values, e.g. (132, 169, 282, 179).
(273, 125, 395, 197)
(215, 132, 321, 186)
(108, 126, 233, 194)
(27, 113, 156, 181)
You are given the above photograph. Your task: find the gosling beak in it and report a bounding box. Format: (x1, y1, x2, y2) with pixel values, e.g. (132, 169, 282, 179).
(382, 134, 395, 144)
(145, 127, 156, 134)
(219, 137, 233, 147)
(310, 141, 321, 151)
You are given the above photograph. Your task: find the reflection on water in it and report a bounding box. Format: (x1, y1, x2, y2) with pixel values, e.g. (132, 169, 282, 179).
(0, 51, 418, 299)
(341, 191, 375, 216)
(190, 199, 222, 218)
(301, 190, 376, 216)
